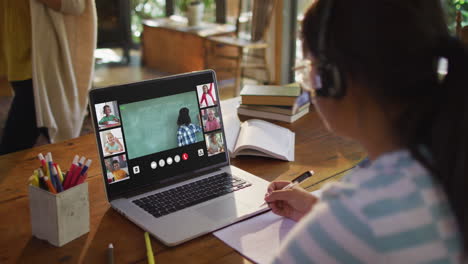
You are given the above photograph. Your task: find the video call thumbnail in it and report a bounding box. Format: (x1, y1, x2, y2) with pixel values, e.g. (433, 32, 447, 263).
(105, 154, 130, 184)
(100, 127, 126, 157)
(197, 83, 217, 108)
(95, 101, 121, 130)
(119, 91, 204, 159)
(205, 132, 225, 156)
(201, 107, 221, 132)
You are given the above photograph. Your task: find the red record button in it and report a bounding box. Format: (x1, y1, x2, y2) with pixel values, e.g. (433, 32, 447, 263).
(182, 153, 189, 160)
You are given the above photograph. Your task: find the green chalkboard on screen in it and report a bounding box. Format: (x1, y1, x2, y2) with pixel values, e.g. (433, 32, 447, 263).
(120, 91, 204, 159)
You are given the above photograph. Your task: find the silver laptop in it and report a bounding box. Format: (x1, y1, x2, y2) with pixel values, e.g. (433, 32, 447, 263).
(89, 70, 270, 246)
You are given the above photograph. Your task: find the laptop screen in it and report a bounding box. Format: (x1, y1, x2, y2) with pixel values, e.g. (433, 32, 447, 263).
(89, 71, 228, 200)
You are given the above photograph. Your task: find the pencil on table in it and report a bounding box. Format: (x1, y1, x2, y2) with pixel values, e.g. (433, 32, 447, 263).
(144, 232, 155, 264)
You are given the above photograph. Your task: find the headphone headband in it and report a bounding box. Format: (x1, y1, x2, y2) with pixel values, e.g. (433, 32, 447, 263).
(317, 0, 333, 61)
(315, 0, 346, 98)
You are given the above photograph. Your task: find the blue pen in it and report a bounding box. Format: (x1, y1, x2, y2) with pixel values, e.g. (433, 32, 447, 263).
(80, 159, 92, 176)
(51, 166, 64, 192)
(48, 153, 63, 192)
(78, 156, 86, 167)
(46, 153, 58, 190)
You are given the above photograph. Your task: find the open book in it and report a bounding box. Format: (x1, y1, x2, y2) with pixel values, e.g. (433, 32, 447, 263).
(223, 114, 295, 161)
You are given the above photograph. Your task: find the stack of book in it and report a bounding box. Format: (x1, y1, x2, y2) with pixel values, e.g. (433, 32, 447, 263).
(238, 83, 310, 123)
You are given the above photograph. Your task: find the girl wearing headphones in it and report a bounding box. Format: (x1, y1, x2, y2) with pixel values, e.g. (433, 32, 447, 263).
(265, 0, 467, 262)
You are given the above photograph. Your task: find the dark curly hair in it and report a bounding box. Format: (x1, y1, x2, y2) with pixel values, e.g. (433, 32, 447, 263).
(177, 107, 191, 126)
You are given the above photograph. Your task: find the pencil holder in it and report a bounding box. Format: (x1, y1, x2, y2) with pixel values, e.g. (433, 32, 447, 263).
(28, 182, 90, 247)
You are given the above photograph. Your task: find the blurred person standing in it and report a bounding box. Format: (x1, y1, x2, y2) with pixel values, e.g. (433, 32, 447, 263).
(0, 0, 97, 154)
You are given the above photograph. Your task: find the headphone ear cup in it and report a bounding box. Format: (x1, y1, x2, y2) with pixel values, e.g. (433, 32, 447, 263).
(330, 64, 345, 98)
(317, 63, 345, 98)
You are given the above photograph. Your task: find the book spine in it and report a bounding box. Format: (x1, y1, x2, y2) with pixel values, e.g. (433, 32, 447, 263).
(238, 107, 309, 123)
(241, 96, 296, 106)
(238, 108, 290, 123)
(240, 103, 310, 115)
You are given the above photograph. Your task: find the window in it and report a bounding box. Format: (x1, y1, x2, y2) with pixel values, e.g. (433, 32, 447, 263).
(131, 0, 166, 42)
(442, 0, 468, 34)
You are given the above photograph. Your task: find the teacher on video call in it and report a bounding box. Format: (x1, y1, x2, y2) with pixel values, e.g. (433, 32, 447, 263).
(265, 0, 467, 263)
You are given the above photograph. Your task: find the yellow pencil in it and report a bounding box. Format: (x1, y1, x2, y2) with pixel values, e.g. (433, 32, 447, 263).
(144, 232, 155, 264)
(56, 164, 64, 182)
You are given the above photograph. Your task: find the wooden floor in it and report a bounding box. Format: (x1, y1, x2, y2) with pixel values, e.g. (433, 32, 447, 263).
(0, 49, 238, 148)
(93, 48, 239, 99)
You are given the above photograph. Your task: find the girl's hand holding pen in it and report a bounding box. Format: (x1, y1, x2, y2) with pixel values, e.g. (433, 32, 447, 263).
(264, 181, 319, 222)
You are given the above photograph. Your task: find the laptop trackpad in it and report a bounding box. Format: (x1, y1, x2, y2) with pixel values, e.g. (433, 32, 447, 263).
(195, 197, 251, 222)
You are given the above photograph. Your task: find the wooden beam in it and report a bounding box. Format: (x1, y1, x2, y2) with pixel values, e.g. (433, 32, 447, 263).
(274, 0, 297, 84)
(166, 0, 174, 16)
(274, 0, 284, 84)
(215, 0, 226, 24)
(287, 0, 298, 83)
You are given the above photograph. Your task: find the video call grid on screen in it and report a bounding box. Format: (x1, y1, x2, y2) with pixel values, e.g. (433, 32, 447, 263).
(94, 101, 122, 130)
(89, 71, 230, 200)
(104, 154, 130, 184)
(100, 127, 126, 158)
(197, 83, 218, 108)
(201, 106, 222, 133)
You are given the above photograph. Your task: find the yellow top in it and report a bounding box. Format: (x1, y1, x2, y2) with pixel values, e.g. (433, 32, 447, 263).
(112, 169, 128, 181)
(0, 0, 32, 81)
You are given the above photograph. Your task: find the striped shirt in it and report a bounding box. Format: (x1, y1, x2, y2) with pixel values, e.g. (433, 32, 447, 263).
(271, 150, 462, 264)
(177, 124, 202, 147)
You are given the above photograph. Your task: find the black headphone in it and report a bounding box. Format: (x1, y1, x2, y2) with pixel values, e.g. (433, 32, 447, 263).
(315, 0, 346, 98)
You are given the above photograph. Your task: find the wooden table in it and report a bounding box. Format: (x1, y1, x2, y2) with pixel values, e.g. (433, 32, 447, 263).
(0, 107, 366, 263)
(142, 17, 235, 74)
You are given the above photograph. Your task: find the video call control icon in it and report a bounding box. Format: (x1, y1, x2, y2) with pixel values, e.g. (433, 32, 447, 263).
(150, 161, 157, 169)
(133, 166, 140, 174)
(182, 153, 189, 160)
(198, 149, 204, 157)
(159, 159, 165, 167)
(167, 157, 173, 165)
(174, 155, 181, 163)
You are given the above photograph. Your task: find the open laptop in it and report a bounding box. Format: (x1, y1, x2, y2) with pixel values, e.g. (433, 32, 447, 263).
(89, 70, 270, 246)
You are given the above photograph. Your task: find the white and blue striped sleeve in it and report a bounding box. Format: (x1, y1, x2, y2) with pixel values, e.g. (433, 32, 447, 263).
(270, 185, 380, 264)
(270, 151, 462, 263)
(269, 171, 461, 263)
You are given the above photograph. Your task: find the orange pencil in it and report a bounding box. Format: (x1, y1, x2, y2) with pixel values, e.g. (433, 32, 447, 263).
(43, 176, 57, 194)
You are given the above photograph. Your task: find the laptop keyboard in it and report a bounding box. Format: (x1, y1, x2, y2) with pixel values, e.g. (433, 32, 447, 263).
(132, 173, 252, 218)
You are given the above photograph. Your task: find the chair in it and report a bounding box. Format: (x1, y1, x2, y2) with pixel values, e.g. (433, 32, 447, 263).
(207, 0, 276, 96)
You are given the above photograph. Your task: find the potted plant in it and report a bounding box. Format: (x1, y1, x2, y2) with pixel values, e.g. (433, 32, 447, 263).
(178, 0, 213, 26)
